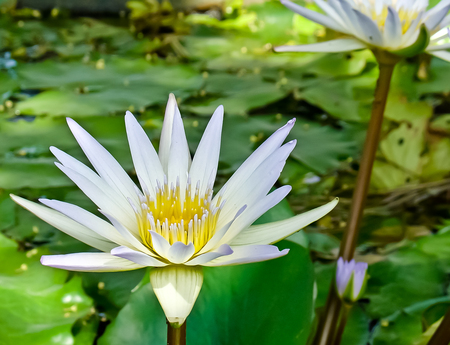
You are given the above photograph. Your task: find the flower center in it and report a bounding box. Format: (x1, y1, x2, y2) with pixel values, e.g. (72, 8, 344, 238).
(133, 179, 223, 253)
(351, 0, 427, 34)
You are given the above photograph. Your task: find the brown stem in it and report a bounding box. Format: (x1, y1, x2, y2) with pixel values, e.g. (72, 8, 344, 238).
(314, 50, 399, 345)
(339, 53, 397, 260)
(332, 303, 351, 345)
(167, 320, 186, 345)
(427, 308, 450, 345)
(313, 285, 342, 345)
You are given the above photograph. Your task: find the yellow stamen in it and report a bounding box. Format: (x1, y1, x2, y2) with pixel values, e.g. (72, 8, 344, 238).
(133, 179, 222, 253)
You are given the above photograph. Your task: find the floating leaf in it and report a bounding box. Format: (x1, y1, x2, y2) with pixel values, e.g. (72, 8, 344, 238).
(0, 234, 93, 345)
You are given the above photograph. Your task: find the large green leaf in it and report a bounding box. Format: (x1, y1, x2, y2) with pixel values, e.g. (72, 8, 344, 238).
(0, 234, 93, 345)
(98, 241, 315, 345)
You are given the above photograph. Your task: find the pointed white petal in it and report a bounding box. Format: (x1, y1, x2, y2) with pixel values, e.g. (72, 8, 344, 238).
(185, 244, 233, 266)
(166, 103, 191, 195)
(150, 231, 171, 259)
(55, 163, 138, 233)
(426, 4, 450, 32)
(111, 246, 167, 267)
(280, 0, 345, 32)
(353, 10, 383, 46)
(202, 245, 289, 266)
(230, 198, 338, 246)
(189, 105, 223, 196)
(224, 186, 291, 244)
(167, 242, 196, 264)
(39, 198, 129, 247)
(384, 7, 402, 48)
(159, 94, 191, 174)
(335, 0, 364, 36)
(125, 111, 165, 195)
(314, 0, 347, 28)
(218, 140, 296, 230)
(214, 119, 295, 207)
(159, 94, 176, 172)
(198, 205, 246, 255)
(150, 266, 203, 327)
(51, 147, 136, 224)
(41, 252, 144, 272)
(275, 38, 367, 53)
(437, 14, 450, 30)
(429, 50, 450, 61)
(11, 195, 115, 252)
(66, 118, 140, 206)
(427, 42, 450, 51)
(100, 211, 153, 255)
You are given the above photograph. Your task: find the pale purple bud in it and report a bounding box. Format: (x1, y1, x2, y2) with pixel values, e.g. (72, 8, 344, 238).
(336, 257, 368, 302)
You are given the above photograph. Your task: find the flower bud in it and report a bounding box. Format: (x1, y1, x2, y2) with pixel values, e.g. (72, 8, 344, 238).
(335, 257, 368, 303)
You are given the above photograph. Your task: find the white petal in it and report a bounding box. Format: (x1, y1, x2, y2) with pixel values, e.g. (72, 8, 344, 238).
(280, 0, 345, 32)
(125, 111, 165, 195)
(51, 147, 136, 224)
(224, 186, 292, 244)
(150, 231, 171, 258)
(218, 140, 296, 229)
(437, 14, 450, 30)
(427, 42, 450, 51)
(111, 246, 167, 267)
(213, 119, 295, 207)
(100, 211, 153, 255)
(314, 0, 347, 29)
(426, 0, 450, 31)
(429, 50, 450, 61)
(188, 105, 223, 196)
(167, 102, 191, 196)
(198, 205, 246, 255)
(167, 242, 196, 264)
(185, 244, 233, 266)
(275, 38, 367, 53)
(159, 94, 191, 175)
(55, 163, 138, 233)
(202, 245, 289, 266)
(353, 9, 384, 46)
(41, 252, 144, 272)
(402, 13, 424, 47)
(335, 0, 365, 36)
(230, 198, 338, 246)
(11, 195, 115, 252)
(384, 7, 402, 48)
(150, 265, 203, 326)
(66, 118, 140, 207)
(39, 198, 129, 247)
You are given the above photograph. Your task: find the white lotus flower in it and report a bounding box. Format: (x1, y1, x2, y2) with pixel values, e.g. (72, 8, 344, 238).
(276, 0, 450, 61)
(11, 94, 338, 327)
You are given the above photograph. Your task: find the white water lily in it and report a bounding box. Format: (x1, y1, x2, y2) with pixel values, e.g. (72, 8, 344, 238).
(276, 0, 450, 61)
(11, 94, 338, 327)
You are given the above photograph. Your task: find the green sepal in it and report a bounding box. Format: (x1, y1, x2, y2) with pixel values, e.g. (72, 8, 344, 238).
(336, 271, 369, 304)
(391, 24, 430, 58)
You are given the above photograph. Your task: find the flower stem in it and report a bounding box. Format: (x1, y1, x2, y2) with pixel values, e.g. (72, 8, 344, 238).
(167, 320, 186, 345)
(427, 307, 450, 345)
(314, 50, 399, 345)
(332, 303, 351, 345)
(339, 53, 397, 260)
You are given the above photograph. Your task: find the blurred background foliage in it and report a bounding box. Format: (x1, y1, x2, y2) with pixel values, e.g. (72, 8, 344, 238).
(1, 0, 450, 344)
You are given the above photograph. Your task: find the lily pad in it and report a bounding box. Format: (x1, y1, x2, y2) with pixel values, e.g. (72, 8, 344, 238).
(98, 240, 315, 345)
(0, 234, 93, 345)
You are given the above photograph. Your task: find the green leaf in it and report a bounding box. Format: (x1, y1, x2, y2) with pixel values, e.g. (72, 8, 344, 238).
(98, 241, 315, 345)
(365, 249, 446, 319)
(0, 234, 93, 345)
